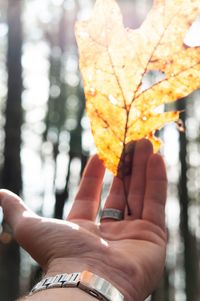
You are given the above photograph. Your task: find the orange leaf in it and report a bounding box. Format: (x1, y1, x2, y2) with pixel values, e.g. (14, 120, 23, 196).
(75, 0, 200, 176)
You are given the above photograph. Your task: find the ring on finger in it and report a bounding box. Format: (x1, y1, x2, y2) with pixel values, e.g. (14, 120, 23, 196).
(100, 208, 124, 221)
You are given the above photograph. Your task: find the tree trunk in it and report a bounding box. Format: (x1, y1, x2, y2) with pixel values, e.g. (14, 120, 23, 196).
(151, 268, 170, 301)
(177, 98, 200, 301)
(0, 0, 23, 299)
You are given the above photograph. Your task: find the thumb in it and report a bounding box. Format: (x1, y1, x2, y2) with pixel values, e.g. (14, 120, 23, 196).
(0, 189, 37, 233)
(0, 190, 51, 268)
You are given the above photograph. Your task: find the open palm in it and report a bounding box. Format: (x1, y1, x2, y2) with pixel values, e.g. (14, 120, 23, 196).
(0, 139, 167, 301)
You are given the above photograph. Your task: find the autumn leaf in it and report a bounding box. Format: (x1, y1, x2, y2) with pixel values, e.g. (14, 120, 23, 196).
(75, 0, 200, 177)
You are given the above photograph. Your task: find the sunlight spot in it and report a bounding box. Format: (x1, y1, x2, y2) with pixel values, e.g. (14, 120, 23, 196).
(41, 218, 80, 231)
(67, 222, 80, 231)
(78, 31, 90, 39)
(184, 17, 200, 47)
(164, 124, 179, 166)
(65, 118, 78, 131)
(77, 0, 93, 21)
(88, 87, 96, 96)
(166, 197, 180, 230)
(50, 85, 61, 98)
(82, 130, 95, 152)
(23, 211, 37, 218)
(0, 232, 12, 244)
(64, 0, 76, 11)
(142, 116, 147, 121)
(66, 73, 79, 87)
(141, 70, 165, 92)
(153, 104, 164, 114)
(0, 208, 3, 224)
(81, 115, 90, 129)
(109, 94, 118, 105)
(51, 0, 64, 6)
(0, 23, 8, 37)
(100, 238, 109, 247)
(66, 95, 79, 110)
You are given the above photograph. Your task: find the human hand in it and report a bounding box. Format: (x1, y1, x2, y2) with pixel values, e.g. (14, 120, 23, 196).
(0, 139, 167, 301)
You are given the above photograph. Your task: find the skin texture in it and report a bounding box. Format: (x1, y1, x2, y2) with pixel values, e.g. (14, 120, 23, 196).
(0, 139, 167, 301)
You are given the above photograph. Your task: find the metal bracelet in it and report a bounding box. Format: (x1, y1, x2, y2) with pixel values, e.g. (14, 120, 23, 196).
(30, 271, 124, 301)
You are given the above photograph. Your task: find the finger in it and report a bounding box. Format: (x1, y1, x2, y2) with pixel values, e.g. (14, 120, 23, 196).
(101, 142, 137, 222)
(101, 176, 126, 222)
(127, 139, 153, 219)
(0, 189, 41, 253)
(0, 189, 37, 231)
(0, 190, 52, 268)
(142, 154, 167, 230)
(68, 155, 105, 221)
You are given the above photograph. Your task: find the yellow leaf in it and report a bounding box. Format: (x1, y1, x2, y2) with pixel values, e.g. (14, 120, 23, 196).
(75, 0, 200, 176)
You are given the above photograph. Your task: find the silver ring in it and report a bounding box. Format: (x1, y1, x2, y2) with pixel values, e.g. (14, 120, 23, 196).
(101, 208, 124, 221)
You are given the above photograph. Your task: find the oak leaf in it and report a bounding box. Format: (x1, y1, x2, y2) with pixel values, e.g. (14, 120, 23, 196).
(75, 0, 200, 177)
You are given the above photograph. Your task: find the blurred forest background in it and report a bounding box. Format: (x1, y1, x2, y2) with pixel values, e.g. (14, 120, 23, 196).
(0, 0, 200, 300)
